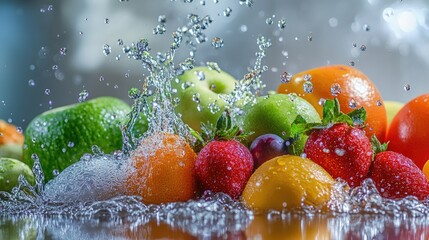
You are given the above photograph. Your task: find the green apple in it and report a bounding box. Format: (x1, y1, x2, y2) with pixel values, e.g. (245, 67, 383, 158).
(172, 66, 236, 131)
(22, 96, 148, 181)
(384, 100, 404, 126)
(0, 157, 35, 193)
(238, 93, 321, 155)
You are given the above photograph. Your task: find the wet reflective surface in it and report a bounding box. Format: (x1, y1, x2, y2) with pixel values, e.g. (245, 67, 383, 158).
(2, 212, 429, 240)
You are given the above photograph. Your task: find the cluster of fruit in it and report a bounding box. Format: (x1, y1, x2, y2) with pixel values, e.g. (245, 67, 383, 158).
(2, 64, 429, 213)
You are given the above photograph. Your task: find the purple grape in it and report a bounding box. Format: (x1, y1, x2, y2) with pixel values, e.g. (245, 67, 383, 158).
(249, 134, 288, 169)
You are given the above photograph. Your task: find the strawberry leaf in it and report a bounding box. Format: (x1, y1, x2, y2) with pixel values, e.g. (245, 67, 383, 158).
(291, 98, 367, 137)
(193, 110, 253, 151)
(371, 135, 389, 156)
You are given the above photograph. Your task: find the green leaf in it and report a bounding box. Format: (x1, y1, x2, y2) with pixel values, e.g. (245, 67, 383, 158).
(371, 135, 389, 156)
(347, 107, 367, 126)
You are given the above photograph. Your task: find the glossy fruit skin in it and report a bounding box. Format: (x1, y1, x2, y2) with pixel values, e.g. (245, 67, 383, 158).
(368, 151, 429, 200)
(304, 123, 373, 188)
(0, 120, 24, 160)
(195, 140, 253, 199)
(386, 94, 429, 169)
(242, 155, 335, 211)
(0, 157, 35, 193)
(172, 66, 236, 132)
(127, 132, 198, 204)
(239, 94, 320, 155)
(23, 97, 148, 181)
(249, 134, 287, 169)
(277, 65, 387, 142)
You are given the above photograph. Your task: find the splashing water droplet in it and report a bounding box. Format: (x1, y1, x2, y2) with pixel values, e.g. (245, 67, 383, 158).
(211, 37, 224, 49)
(78, 90, 89, 102)
(330, 83, 342, 96)
(280, 72, 292, 83)
(303, 74, 312, 81)
(278, 18, 286, 29)
(60, 47, 67, 55)
(349, 61, 355, 66)
(318, 98, 326, 106)
(363, 24, 370, 31)
(360, 45, 367, 51)
(105, 18, 110, 24)
(28, 79, 35, 87)
(103, 44, 111, 55)
(223, 7, 232, 17)
(266, 16, 274, 25)
(44, 89, 51, 95)
(404, 84, 411, 91)
(239, 0, 253, 7)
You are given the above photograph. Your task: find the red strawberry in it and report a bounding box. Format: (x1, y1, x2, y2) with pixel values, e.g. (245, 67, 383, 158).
(195, 140, 253, 198)
(192, 110, 253, 198)
(304, 123, 372, 187)
(292, 98, 372, 187)
(368, 137, 429, 200)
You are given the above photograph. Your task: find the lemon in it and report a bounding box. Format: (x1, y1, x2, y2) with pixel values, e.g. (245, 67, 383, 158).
(22, 96, 148, 181)
(0, 157, 35, 192)
(242, 155, 334, 211)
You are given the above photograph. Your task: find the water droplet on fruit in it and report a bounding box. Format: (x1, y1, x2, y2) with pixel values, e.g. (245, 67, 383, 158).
(330, 83, 342, 96)
(334, 148, 345, 156)
(195, 71, 205, 80)
(348, 99, 357, 108)
(303, 81, 313, 93)
(376, 100, 383, 106)
(318, 98, 326, 106)
(67, 141, 75, 148)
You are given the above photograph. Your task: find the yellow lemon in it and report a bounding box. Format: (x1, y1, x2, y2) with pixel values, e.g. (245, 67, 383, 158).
(242, 155, 335, 211)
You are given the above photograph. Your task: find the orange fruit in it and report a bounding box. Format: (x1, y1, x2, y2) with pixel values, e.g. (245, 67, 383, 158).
(126, 132, 197, 204)
(277, 65, 387, 141)
(423, 160, 429, 181)
(0, 120, 24, 145)
(386, 94, 429, 169)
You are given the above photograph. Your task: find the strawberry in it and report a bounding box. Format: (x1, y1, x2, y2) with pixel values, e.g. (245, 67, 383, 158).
(192, 111, 253, 198)
(292, 98, 373, 187)
(368, 136, 429, 200)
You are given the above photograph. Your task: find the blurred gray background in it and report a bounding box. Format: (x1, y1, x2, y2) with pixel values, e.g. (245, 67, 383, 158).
(1, 0, 428, 130)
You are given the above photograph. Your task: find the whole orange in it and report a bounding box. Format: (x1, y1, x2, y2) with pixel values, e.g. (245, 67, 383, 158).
(277, 65, 387, 141)
(126, 132, 198, 204)
(386, 94, 429, 169)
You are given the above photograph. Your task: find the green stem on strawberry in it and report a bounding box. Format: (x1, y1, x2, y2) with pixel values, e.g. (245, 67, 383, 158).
(371, 135, 389, 156)
(190, 110, 253, 152)
(291, 98, 367, 137)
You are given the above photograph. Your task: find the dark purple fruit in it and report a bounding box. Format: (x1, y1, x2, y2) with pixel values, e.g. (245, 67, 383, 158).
(249, 134, 288, 169)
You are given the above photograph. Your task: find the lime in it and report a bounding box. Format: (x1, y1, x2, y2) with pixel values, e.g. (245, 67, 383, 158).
(242, 155, 335, 211)
(0, 157, 35, 192)
(22, 96, 148, 181)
